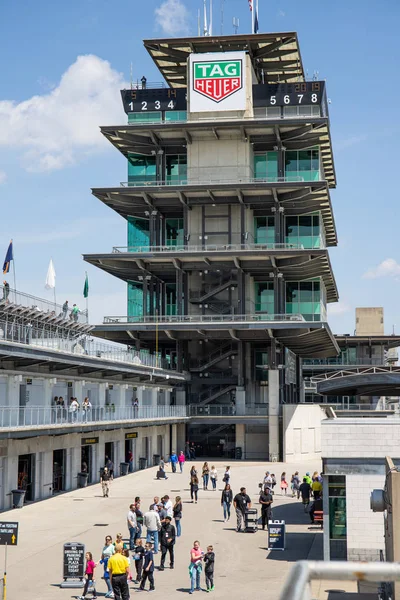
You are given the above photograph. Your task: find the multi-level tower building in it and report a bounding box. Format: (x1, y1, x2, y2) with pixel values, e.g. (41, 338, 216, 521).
(85, 32, 339, 459)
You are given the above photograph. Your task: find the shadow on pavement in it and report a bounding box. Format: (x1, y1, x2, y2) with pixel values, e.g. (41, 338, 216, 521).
(269, 500, 314, 525)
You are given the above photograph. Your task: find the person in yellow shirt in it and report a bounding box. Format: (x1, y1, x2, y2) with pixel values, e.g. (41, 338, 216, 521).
(107, 543, 130, 600)
(311, 479, 323, 499)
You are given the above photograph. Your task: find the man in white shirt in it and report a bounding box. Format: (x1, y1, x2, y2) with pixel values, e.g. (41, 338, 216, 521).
(163, 495, 173, 518)
(144, 508, 161, 554)
(263, 471, 272, 490)
(127, 503, 137, 550)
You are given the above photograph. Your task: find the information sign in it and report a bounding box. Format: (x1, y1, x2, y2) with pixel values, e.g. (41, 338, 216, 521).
(267, 520, 285, 551)
(63, 542, 85, 581)
(0, 522, 18, 546)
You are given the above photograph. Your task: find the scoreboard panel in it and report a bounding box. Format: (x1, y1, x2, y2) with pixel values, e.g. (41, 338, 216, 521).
(121, 88, 187, 114)
(253, 81, 325, 108)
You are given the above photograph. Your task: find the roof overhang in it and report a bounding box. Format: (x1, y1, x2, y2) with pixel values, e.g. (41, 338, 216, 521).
(83, 249, 338, 303)
(92, 181, 337, 246)
(92, 320, 339, 358)
(143, 33, 304, 87)
(335, 335, 400, 350)
(315, 367, 400, 396)
(100, 117, 336, 188)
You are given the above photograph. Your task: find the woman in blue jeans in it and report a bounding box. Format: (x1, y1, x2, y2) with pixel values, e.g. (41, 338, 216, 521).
(189, 540, 204, 594)
(202, 462, 210, 491)
(221, 483, 233, 522)
(173, 495, 182, 537)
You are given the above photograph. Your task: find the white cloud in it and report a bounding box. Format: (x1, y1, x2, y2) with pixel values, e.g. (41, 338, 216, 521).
(328, 302, 351, 316)
(335, 134, 367, 151)
(277, 10, 286, 17)
(363, 258, 400, 280)
(0, 55, 126, 172)
(0, 170, 6, 184)
(155, 0, 190, 36)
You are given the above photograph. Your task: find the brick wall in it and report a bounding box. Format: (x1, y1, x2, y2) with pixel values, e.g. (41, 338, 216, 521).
(322, 417, 400, 458)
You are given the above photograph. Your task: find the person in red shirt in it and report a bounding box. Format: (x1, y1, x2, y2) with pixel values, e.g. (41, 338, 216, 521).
(79, 552, 97, 599)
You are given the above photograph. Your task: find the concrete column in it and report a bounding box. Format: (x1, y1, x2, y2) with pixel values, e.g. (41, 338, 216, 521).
(114, 384, 126, 408)
(99, 383, 107, 407)
(43, 379, 53, 408)
(235, 387, 246, 416)
(41, 451, 53, 499)
(175, 390, 186, 406)
(171, 424, 178, 455)
(7, 375, 19, 408)
(151, 389, 158, 407)
(235, 424, 245, 459)
(176, 423, 186, 453)
(71, 446, 81, 488)
(74, 381, 84, 403)
(268, 369, 280, 461)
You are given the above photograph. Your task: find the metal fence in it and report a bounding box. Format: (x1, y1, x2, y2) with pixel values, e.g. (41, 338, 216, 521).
(0, 284, 88, 324)
(189, 405, 268, 417)
(111, 241, 324, 253)
(279, 560, 400, 600)
(103, 313, 305, 325)
(0, 405, 188, 429)
(120, 175, 306, 187)
(0, 318, 173, 371)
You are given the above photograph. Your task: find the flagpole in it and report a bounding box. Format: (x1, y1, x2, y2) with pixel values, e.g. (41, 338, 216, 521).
(11, 240, 17, 303)
(256, 0, 259, 32)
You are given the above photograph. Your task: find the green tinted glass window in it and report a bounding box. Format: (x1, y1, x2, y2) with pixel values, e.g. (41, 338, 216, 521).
(128, 154, 156, 183)
(255, 282, 274, 313)
(166, 154, 187, 183)
(128, 112, 162, 123)
(165, 111, 187, 121)
(166, 219, 184, 246)
(127, 217, 150, 249)
(255, 216, 275, 244)
(128, 281, 144, 318)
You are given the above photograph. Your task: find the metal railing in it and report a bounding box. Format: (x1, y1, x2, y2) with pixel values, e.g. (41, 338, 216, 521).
(279, 560, 400, 600)
(126, 112, 325, 126)
(103, 313, 305, 325)
(304, 357, 388, 367)
(0, 318, 174, 371)
(111, 241, 315, 253)
(0, 285, 89, 324)
(189, 405, 268, 417)
(0, 405, 188, 429)
(120, 175, 307, 187)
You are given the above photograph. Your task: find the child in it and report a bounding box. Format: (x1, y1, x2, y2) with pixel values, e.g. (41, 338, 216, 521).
(123, 547, 132, 582)
(140, 542, 155, 591)
(133, 538, 146, 584)
(79, 552, 97, 600)
(280, 472, 288, 495)
(204, 545, 215, 592)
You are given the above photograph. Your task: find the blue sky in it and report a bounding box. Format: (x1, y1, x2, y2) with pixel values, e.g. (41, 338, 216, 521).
(0, 0, 399, 333)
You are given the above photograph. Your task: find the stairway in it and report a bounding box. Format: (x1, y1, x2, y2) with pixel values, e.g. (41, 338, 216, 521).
(190, 279, 237, 303)
(197, 384, 236, 406)
(191, 343, 237, 373)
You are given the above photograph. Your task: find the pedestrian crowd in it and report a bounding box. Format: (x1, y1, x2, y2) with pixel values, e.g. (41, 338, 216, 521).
(77, 457, 324, 599)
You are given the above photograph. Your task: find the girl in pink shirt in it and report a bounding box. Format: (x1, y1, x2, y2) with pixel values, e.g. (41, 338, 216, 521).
(178, 451, 185, 473)
(79, 552, 97, 600)
(189, 540, 204, 594)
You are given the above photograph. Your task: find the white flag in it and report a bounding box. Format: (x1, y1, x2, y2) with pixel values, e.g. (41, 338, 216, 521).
(45, 259, 56, 289)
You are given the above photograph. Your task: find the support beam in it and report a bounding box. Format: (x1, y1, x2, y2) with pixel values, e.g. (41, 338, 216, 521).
(236, 189, 245, 205)
(184, 130, 192, 145)
(212, 128, 219, 140)
(229, 329, 240, 341)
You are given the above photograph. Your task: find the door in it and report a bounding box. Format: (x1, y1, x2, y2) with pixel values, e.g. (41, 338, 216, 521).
(81, 445, 93, 484)
(18, 454, 35, 502)
(19, 384, 27, 426)
(53, 449, 66, 493)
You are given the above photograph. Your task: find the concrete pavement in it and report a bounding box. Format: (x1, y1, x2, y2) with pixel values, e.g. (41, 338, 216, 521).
(1, 459, 357, 599)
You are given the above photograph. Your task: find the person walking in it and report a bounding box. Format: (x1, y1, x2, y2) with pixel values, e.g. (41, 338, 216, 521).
(135, 500, 144, 542)
(107, 544, 130, 600)
(223, 466, 231, 485)
(100, 467, 110, 498)
(189, 466, 199, 503)
(263, 471, 272, 490)
(82, 397, 92, 423)
(190, 443, 196, 460)
(159, 515, 176, 570)
(62, 300, 69, 319)
(105, 456, 114, 480)
(233, 487, 251, 532)
(280, 472, 288, 495)
(311, 475, 323, 499)
(144, 507, 161, 554)
(140, 542, 155, 591)
(133, 538, 145, 584)
(2, 281, 10, 302)
(210, 465, 217, 490)
(173, 496, 182, 537)
(291, 471, 301, 499)
(78, 551, 97, 600)
(178, 451, 185, 473)
(185, 441, 191, 461)
(204, 545, 215, 592)
(100, 535, 115, 598)
(221, 483, 233, 522)
(189, 540, 204, 594)
(127, 503, 137, 550)
(299, 477, 312, 510)
(259, 486, 273, 530)
(202, 462, 210, 491)
(170, 451, 178, 473)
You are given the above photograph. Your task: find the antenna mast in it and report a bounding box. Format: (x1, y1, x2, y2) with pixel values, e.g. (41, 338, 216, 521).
(209, 0, 213, 36)
(220, 0, 225, 35)
(233, 17, 239, 35)
(203, 0, 208, 36)
(198, 9, 201, 36)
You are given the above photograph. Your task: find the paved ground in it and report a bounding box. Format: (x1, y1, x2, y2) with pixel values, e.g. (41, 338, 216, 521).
(2, 459, 360, 599)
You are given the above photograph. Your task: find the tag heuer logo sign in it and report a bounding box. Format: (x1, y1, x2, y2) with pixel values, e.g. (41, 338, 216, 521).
(193, 60, 242, 102)
(189, 51, 247, 113)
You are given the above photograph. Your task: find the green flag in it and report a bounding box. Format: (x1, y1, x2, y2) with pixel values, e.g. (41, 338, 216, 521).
(83, 273, 89, 298)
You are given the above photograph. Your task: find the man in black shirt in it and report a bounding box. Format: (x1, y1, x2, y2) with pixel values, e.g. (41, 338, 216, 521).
(159, 516, 176, 570)
(259, 487, 273, 530)
(233, 487, 252, 532)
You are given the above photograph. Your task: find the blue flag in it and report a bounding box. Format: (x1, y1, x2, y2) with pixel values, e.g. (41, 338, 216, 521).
(2, 241, 13, 274)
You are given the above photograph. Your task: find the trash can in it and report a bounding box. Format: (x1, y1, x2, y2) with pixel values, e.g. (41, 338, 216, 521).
(77, 472, 89, 488)
(153, 454, 161, 466)
(11, 489, 26, 508)
(139, 457, 148, 470)
(120, 462, 130, 476)
(235, 447, 243, 460)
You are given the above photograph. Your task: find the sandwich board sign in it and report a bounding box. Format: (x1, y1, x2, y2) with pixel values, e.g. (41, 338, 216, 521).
(60, 542, 85, 588)
(267, 520, 286, 551)
(189, 51, 246, 112)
